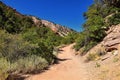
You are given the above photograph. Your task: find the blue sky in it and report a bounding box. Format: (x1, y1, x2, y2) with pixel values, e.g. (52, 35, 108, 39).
(1, 0, 93, 31)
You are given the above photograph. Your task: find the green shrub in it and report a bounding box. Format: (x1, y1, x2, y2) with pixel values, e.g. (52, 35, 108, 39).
(0, 58, 9, 80)
(84, 41, 97, 52)
(34, 42, 55, 64)
(113, 57, 119, 63)
(22, 27, 63, 63)
(108, 13, 120, 26)
(10, 55, 48, 73)
(61, 32, 78, 45)
(0, 30, 38, 62)
(87, 53, 99, 61)
(0, 2, 34, 33)
(0, 30, 54, 75)
(95, 62, 101, 68)
(74, 33, 85, 51)
(0, 55, 48, 79)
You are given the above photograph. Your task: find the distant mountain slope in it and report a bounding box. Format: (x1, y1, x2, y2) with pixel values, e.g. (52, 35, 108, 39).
(32, 16, 74, 36)
(0, 1, 73, 36)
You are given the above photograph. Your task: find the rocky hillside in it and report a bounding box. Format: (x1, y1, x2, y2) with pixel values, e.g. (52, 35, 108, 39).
(0, 1, 75, 79)
(32, 16, 73, 37)
(86, 24, 120, 57)
(84, 24, 120, 80)
(0, 1, 73, 36)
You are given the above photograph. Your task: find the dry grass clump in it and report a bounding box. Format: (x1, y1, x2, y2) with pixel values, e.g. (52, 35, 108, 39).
(87, 53, 100, 61)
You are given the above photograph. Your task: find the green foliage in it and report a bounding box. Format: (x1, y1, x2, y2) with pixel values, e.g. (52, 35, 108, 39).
(0, 28, 61, 79)
(0, 30, 50, 78)
(0, 2, 35, 33)
(61, 32, 78, 44)
(87, 53, 99, 61)
(108, 13, 120, 26)
(0, 1, 72, 79)
(95, 62, 101, 68)
(22, 27, 64, 63)
(113, 57, 119, 63)
(102, 0, 120, 7)
(0, 30, 37, 62)
(81, 3, 106, 52)
(0, 58, 9, 80)
(75, 0, 120, 54)
(10, 55, 48, 73)
(36, 27, 62, 47)
(74, 32, 85, 51)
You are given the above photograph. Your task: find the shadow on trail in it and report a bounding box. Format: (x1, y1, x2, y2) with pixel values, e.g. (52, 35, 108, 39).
(54, 57, 71, 64)
(58, 49, 64, 52)
(6, 58, 72, 80)
(6, 74, 28, 80)
(6, 67, 50, 80)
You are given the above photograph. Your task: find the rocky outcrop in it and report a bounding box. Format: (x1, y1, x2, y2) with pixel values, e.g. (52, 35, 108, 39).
(86, 24, 120, 55)
(32, 17, 74, 37)
(102, 24, 120, 51)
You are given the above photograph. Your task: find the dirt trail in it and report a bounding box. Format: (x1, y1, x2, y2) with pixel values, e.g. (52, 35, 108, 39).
(26, 44, 89, 80)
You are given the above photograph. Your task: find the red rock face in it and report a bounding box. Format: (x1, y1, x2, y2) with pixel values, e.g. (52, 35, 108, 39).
(51, 27, 58, 33)
(41, 20, 58, 33)
(32, 17, 73, 37)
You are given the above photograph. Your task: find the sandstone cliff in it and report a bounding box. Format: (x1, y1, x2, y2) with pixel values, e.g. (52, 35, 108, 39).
(32, 16, 73, 37)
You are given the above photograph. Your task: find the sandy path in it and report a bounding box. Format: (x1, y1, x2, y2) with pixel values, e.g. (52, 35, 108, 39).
(26, 44, 89, 80)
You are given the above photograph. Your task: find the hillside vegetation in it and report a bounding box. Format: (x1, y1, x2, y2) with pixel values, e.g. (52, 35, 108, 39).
(74, 0, 120, 55)
(0, 1, 76, 79)
(1, 0, 120, 79)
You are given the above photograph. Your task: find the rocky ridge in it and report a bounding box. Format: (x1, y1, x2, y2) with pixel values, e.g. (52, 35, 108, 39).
(0, 1, 73, 37)
(32, 16, 73, 37)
